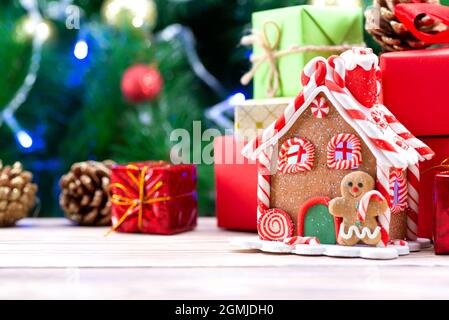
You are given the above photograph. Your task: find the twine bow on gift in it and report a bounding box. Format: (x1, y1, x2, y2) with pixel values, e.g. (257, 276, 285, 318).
(105, 165, 176, 236)
(240, 20, 363, 98)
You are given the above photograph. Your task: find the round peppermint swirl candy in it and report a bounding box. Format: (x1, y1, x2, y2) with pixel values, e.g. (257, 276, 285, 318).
(311, 97, 329, 119)
(258, 208, 294, 241)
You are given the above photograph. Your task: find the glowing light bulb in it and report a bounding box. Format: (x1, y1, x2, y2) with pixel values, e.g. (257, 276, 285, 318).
(229, 92, 246, 105)
(36, 21, 50, 41)
(74, 40, 89, 60)
(23, 17, 37, 35)
(102, 0, 157, 29)
(16, 130, 33, 149)
(20, 16, 51, 42)
(132, 16, 144, 28)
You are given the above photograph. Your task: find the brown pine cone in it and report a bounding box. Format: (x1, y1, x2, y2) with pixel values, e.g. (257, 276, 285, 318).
(365, 0, 446, 52)
(60, 160, 115, 226)
(0, 161, 38, 227)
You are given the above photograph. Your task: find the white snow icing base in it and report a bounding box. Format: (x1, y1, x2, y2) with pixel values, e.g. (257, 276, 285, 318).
(230, 238, 432, 260)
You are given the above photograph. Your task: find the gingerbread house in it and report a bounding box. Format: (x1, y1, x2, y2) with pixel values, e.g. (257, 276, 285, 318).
(242, 48, 434, 246)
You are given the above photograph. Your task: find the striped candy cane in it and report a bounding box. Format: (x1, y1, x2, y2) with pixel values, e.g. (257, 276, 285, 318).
(244, 58, 330, 227)
(356, 190, 391, 247)
(310, 55, 409, 170)
(376, 165, 391, 246)
(283, 236, 320, 246)
(357, 190, 388, 221)
(389, 169, 408, 214)
(380, 103, 432, 240)
(406, 163, 420, 240)
(242, 58, 328, 159)
(388, 239, 408, 246)
(257, 149, 271, 219)
(380, 105, 434, 161)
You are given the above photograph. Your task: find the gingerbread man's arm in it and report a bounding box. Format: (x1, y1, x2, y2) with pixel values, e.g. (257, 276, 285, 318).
(366, 198, 389, 218)
(329, 197, 349, 218)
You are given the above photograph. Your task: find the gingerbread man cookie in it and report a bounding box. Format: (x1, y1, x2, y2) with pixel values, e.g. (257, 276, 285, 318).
(329, 171, 388, 247)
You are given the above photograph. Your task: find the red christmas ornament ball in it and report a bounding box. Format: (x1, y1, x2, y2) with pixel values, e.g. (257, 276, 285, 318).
(121, 64, 163, 103)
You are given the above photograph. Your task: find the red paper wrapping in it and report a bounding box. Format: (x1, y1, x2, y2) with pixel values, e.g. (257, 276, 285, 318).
(395, 3, 449, 44)
(110, 162, 197, 235)
(417, 137, 449, 239)
(214, 136, 258, 231)
(380, 48, 449, 136)
(434, 173, 449, 254)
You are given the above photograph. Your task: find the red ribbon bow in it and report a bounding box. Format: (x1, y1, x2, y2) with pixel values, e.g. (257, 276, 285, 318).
(395, 3, 449, 44)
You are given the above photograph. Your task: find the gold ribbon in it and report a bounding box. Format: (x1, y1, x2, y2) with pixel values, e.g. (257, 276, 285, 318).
(105, 165, 191, 236)
(240, 20, 365, 97)
(422, 158, 449, 175)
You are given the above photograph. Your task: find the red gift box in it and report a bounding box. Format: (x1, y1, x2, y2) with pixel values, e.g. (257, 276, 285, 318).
(110, 162, 197, 235)
(418, 137, 449, 239)
(380, 48, 449, 137)
(214, 136, 258, 231)
(434, 173, 449, 254)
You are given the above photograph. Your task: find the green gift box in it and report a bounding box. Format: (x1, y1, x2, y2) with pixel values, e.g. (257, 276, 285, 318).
(249, 5, 363, 99)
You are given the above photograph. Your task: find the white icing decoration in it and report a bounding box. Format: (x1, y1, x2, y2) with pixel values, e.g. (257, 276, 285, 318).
(339, 223, 381, 240)
(340, 48, 379, 71)
(230, 237, 414, 260)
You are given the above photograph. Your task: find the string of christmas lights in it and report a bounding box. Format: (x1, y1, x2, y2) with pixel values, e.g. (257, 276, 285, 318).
(0, 0, 54, 149)
(1, 0, 241, 151)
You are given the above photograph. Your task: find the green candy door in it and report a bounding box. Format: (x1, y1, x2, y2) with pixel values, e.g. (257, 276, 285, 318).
(298, 197, 338, 245)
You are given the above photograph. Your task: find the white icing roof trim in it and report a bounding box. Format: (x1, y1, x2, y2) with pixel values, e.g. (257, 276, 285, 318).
(340, 47, 378, 71)
(242, 73, 425, 169)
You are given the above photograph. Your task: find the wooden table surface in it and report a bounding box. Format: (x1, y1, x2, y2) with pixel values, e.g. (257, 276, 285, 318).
(0, 217, 448, 300)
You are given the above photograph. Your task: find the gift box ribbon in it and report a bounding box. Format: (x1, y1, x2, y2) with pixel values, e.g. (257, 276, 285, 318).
(395, 3, 449, 44)
(240, 21, 363, 98)
(105, 165, 194, 236)
(423, 157, 449, 175)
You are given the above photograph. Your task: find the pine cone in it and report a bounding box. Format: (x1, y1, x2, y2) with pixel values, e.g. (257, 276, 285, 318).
(0, 161, 38, 227)
(365, 0, 446, 52)
(60, 160, 115, 226)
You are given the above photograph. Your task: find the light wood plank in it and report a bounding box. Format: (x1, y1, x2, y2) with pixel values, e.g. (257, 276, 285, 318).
(0, 218, 448, 299)
(0, 218, 446, 268)
(1, 266, 448, 300)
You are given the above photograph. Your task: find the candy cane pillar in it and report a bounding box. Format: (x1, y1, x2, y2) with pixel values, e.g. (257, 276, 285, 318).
(257, 149, 272, 218)
(376, 165, 391, 245)
(406, 163, 420, 241)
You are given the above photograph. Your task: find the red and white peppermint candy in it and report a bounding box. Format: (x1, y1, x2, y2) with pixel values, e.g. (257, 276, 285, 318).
(258, 208, 294, 241)
(277, 137, 315, 174)
(283, 236, 320, 246)
(370, 107, 388, 130)
(327, 133, 362, 170)
(310, 97, 329, 119)
(388, 239, 408, 246)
